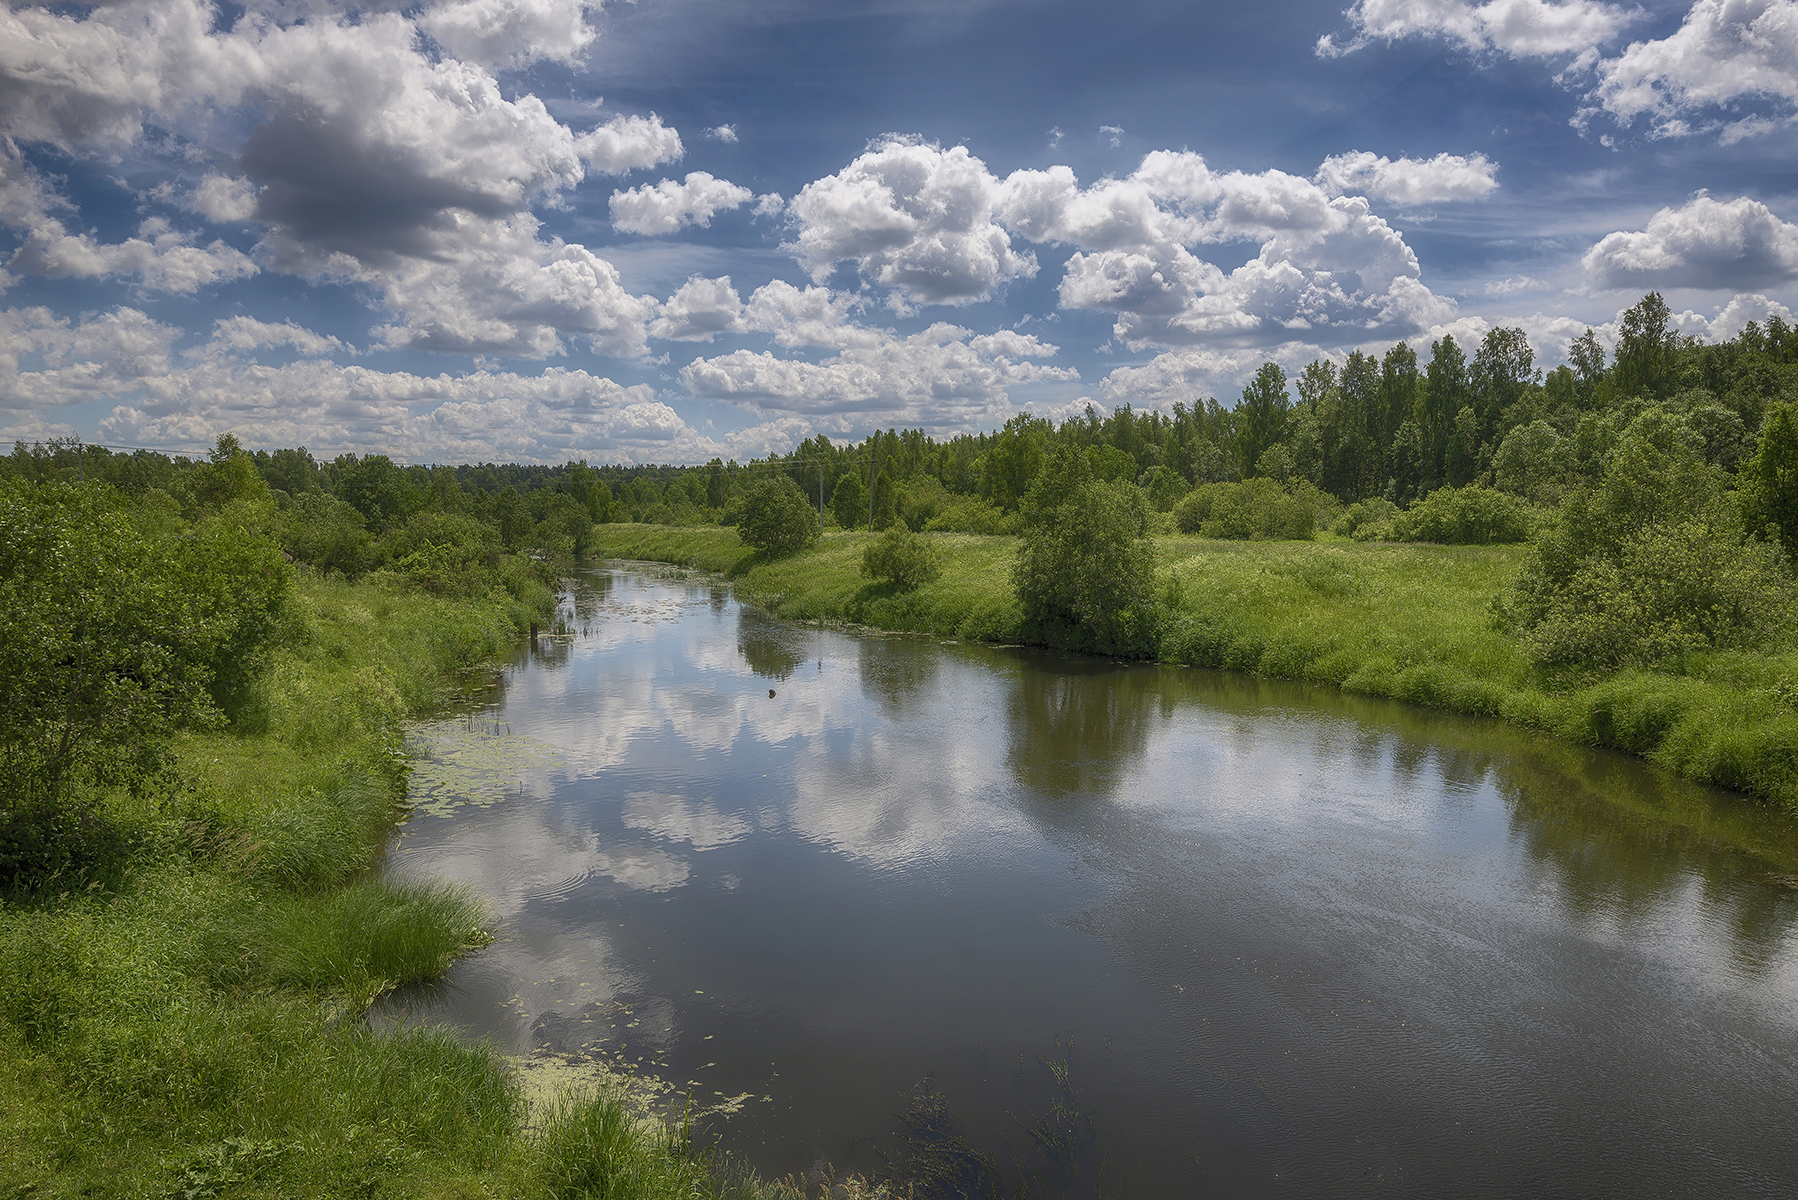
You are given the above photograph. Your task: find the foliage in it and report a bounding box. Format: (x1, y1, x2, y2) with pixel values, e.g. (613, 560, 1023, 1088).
(1740, 401, 1798, 554)
(0, 480, 292, 812)
(861, 527, 943, 588)
(1387, 485, 1532, 545)
(736, 473, 822, 555)
(1492, 420, 1569, 503)
(1174, 478, 1317, 540)
(1501, 407, 1795, 666)
(924, 494, 1020, 535)
(831, 471, 867, 530)
(1013, 446, 1159, 654)
(1333, 497, 1399, 540)
(1138, 464, 1190, 511)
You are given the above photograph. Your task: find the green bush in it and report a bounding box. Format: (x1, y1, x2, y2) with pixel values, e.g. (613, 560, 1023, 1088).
(1333, 497, 1399, 540)
(734, 474, 821, 555)
(1015, 446, 1158, 654)
(1501, 407, 1795, 667)
(1175, 478, 1316, 540)
(860, 527, 942, 588)
(1387, 485, 1531, 545)
(1138, 464, 1190, 512)
(1514, 520, 1794, 668)
(924, 494, 1020, 535)
(1741, 400, 1798, 554)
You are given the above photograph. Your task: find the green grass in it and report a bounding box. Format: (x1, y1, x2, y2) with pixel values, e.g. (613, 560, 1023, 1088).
(0, 569, 799, 1198)
(594, 523, 1798, 811)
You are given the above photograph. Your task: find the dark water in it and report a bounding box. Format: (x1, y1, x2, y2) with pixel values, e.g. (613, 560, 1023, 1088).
(383, 564, 1798, 1197)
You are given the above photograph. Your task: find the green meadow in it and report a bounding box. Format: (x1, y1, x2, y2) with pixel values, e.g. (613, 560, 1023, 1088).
(594, 524, 1798, 811)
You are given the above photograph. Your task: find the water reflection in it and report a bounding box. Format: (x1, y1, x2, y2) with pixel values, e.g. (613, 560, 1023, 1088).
(385, 566, 1798, 1197)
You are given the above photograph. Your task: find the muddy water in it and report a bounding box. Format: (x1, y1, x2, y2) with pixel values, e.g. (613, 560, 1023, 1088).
(383, 564, 1798, 1197)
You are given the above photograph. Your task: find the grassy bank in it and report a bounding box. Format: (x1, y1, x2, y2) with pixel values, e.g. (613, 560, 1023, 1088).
(594, 524, 1798, 811)
(0, 570, 802, 1199)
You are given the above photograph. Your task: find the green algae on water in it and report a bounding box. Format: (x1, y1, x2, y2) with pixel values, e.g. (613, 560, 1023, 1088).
(405, 715, 565, 818)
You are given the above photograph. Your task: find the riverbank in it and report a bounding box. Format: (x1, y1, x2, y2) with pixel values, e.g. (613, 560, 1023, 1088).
(593, 524, 1798, 813)
(0, 571, 794, 1198)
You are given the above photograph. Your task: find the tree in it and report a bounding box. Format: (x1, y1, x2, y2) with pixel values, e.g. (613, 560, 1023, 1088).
(1741, 401, 1798, 554)
(1236, 362, 1290, 478)
(980, 414, 1049, 511)
(1614, 292, 1680, 401)
(1499, 408, 1792, 667)
(736, 473, 820, 555)
(831, 472, 867, 530)
(1013, 445, 1158, 655)
(1423, 335, 1469, 490)
(0, 480, 293, 808)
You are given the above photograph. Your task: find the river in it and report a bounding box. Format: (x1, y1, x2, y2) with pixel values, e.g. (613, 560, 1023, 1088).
(382, 563, 1798, 1197)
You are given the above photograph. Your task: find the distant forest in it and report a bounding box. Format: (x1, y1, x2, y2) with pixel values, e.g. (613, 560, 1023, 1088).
(7, 293, 1796, 562)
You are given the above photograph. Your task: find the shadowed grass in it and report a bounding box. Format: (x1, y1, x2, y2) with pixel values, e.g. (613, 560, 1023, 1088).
(594, 523, 1798, 809)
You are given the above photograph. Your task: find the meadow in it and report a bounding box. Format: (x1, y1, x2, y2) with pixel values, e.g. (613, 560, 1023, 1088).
(594, 524, 1798, 812)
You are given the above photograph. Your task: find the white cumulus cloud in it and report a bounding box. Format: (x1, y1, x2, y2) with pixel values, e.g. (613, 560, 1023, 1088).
(417, 0, 601, 70)
(786, 137, 1038, 309)
(998, 150, 1457, 349)
(1315, 151, 1500, 204)
(1582, 193, 1798, 290)
(648, 275, 747, 342)
(681, 323, 1075, 430)
(574, 112, 685, 175)
(1317, 0, 1636, 59)
(610, 172, 753, 236)
(1593, 0, 1798, 130)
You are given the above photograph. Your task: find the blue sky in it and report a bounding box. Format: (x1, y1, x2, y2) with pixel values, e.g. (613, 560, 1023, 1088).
(2, 0, 1795, 463)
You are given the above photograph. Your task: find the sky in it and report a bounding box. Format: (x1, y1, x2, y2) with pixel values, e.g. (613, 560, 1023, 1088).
(2, 0, 1796, 465)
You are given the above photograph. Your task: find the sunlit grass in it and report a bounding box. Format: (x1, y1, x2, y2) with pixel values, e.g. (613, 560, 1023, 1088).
(594, 523, 1798, 810)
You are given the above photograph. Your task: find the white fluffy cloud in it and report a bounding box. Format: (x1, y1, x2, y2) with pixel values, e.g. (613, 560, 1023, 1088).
(573, 113, 684, 174)
(998, 150, 1457, 349)
(647, 275, 747, 342)
(742, 281, 886, 349)
(681, 323, 1076, 430)
(785, 137, 1038, 309)
(1582, 194, 1798, 290)
(1315, 151, 1499, 204)
(610, 172, 753, 236)
(0, 1, 676, 357)
(1317, 0, 1635, 59)
(417, 0, 601, 70)
(0, 304, 725, 463)
(1592, 0, 1798, 131)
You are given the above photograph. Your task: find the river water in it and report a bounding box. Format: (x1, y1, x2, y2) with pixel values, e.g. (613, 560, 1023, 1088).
(383, 564, 1798, 1197)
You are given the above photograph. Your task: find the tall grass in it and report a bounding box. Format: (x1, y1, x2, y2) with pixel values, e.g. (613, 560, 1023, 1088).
(594, 523, 1798, 810)
(0, 570, 802, 1198)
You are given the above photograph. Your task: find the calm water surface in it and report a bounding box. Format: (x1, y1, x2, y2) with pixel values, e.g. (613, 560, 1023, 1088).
(383, 565, 1798, 1197)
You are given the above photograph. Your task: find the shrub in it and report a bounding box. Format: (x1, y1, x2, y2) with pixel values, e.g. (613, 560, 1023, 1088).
(1514, 520, 1794, 668)
(734, 474, 820, 555)
(1138, 465, 1190, 512)
(1493, 420, 1569, 503)
(1174, 478, 1316, 540)
(924, 495, 1020, 535)
(1500, 407, 1795, 667)
(1387, 485, 1531, 544)
(860, 527, 942, 588)
(1333, 498, 1399, 540)
(1014, 445, 1158, 654)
